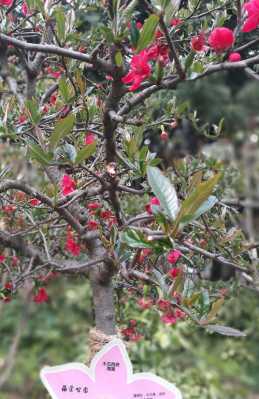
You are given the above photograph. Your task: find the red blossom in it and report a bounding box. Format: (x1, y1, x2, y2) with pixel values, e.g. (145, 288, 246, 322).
(37, 271, 59, 283)
(33, 287, 49, 303)
(170, 18, 182, 27)
(146, 31, 169, 66)
(49, 94, 57, 106)
(242, 0, 259, 32)
(155, 30, 164, 39)
(18, 114, 27, 124)
(129, 333, 143, 342)
(208, 27, 234, 52)
(121, 326, 135, 338)
(121, 324, 143, 342)
(228, 52, 242, 62)
(122, 50, 151, 91)
(42, 104, 49, 114)
(87, 202, 101, 211)
(161, 312, 177, 325)
(11, 256, 19, 267)
(137, 248, 152, 264)
(21, 1, 30, 16)
(4, 282, 12, 290)
(0, 0, 13, 6)
(0, 255, 6, 263)
(145, 197, 160, 215)
(160, 131, 169, 141)
(87, 220, 99, 230)
(78, 46, 86, 53)
(137, 297, 153, 310)
(167, 249, 182, 264)
(3, 296, 12, 303)
(156, 299, 171, 311)
(175, 309, 186, 319)
(84, 133, 96, 145)
(191, 33, 206, 52)
(108, 217, 118, 228)
(168, 267, 181, 279)
(65, 230, 81, 256)
(127, 21, 142, 30)
(2, 204, 16, 213)
(47, 67, 63, 79)
(29, 198, 41, 207)
(100, 210, 113, 220)
(61, 174, 76, 196)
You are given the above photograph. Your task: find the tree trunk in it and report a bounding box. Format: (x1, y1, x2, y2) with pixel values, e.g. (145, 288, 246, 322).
(89, 238, 116, 335)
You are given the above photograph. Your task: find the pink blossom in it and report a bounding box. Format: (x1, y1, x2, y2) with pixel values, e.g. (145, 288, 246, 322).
(168, 267, 181, 279)
(191, 33, 206, 52)
(137, 297, 153, 310)
(208, 27, 234, 52)
(33, 287, 49, 303)
(0, 0, 13, 6)
(145, 197, 160, 215)
(60, 174, 76, 196)
(29, 198, 41, 207)
(0, 255, 6, 263)
(65, 230, 81, 256)
(242, 0, 259, 32)
(84, 133, 96, 145)
(170, 18, 182, 27)
(228, 52, 242, 62)
(122, 50, 151, 91)
(161, 312, 177, 325)
(21, 1, 29, 16)
(167, 249, 182, 264)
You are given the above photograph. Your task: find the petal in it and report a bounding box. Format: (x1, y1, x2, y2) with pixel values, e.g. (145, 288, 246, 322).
(41, 363, 95, 399)
(93, 339, 130, 387)
(128, 375, 182, 399)
(129, 76, 143, 91)
(122, 71, 135, 84)
(242, 16, 259, 32)
(244, 0, 259, 16)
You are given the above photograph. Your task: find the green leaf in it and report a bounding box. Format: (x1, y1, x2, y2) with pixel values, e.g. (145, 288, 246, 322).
(130, 19, 140, 48)
(160, 0, 171, 7)
(27, 0, 44, 13)
(206, 298, 224, 322)
(25, 99, 41, 125)
(185, 53, 194, 71)
(193, 195, 218, 219)
(147, 166, 179, 221)
(136, 14, 159, 52)
(121, 229, 153, 249)
(55, 7, 66, 42)
(29, 144, 52, 166)
(192, 61, 205, 74)
(50, 114, 75, 150)
(75, 70, 86, 95)
(175, 174, 221, 228)
(75, 143, 96, 164)
(59, 78, 71, 103)
(115, 50, 123, 67)
(206, 324, 246, 337)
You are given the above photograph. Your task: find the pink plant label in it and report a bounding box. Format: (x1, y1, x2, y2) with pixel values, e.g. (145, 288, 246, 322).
(40, 339, 182, 399)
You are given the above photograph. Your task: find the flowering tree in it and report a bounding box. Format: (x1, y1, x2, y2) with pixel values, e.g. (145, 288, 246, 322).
(1, 0, 259, 346)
